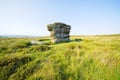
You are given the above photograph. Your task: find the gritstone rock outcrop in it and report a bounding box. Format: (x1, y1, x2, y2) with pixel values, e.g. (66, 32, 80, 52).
(47, 22, 71, 43)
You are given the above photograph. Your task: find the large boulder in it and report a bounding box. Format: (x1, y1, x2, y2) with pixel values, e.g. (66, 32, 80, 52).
(47, 22, 71, 43)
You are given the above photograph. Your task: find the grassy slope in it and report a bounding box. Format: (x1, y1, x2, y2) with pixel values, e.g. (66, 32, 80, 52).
(0, 35, 120, 80)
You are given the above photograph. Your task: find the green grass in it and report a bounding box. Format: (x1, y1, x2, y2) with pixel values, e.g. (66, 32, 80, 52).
(0, 34, 120, 80)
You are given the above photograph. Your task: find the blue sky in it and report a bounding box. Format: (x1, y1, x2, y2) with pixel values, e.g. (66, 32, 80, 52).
(0, 0, 120, 36)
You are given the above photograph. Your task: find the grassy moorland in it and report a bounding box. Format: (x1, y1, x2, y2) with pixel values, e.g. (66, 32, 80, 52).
(0, 34, 120, 80)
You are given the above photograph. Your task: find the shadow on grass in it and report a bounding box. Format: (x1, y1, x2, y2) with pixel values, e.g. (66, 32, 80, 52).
(54, 38, 83, 44)
(30, 38, 83, 45)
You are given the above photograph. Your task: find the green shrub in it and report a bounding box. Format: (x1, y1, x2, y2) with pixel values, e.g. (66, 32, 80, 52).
(10, 41, 31, 49)
(75, 38, 83, 41)
(0, 56, 32, 80)
(0, 45, 7, 52)
(30, 45, 51, 52)
(38, 39, 49, 41)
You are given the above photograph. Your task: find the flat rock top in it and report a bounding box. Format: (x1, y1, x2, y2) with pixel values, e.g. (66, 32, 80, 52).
(47, 22, 71, 31)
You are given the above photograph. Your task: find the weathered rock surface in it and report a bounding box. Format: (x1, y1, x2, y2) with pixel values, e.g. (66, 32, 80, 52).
(47, 22, 71, 43)
(30, 40, 45, 45)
